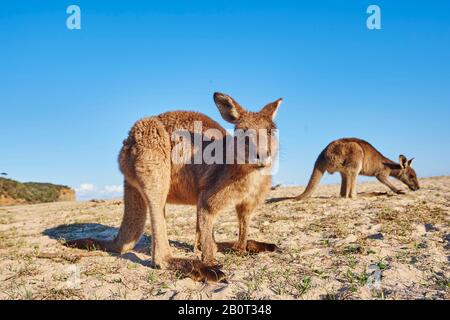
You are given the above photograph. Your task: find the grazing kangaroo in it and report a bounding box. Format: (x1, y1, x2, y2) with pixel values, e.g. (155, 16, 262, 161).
(66, 92, 282, 282)
(291, 138, 419, 200)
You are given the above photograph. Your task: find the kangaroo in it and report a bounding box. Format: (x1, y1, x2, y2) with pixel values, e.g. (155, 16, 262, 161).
(287, 138, 419, 200)
(65, 92, 282, 282)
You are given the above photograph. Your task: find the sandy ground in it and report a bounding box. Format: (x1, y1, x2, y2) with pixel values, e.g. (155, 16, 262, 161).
(0, 176, 448, 300)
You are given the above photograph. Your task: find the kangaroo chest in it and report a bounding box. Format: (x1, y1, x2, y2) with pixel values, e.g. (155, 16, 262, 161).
(231, 170, 272, 205)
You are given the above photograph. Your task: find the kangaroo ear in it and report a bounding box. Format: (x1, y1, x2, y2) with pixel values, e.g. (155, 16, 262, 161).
(213, 92, 245, 124)
(260, 98, 283, 120)
(399, 154, 408, 168)
(407, 157, 415, 167)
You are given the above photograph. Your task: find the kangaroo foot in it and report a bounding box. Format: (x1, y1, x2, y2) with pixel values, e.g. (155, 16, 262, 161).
(168, 258, 227, 283)
(246, 240, 279, 253)
(217, 240, 279, 254)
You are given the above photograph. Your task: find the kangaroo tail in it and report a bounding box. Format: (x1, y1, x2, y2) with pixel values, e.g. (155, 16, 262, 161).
(295, 162, 325, 201)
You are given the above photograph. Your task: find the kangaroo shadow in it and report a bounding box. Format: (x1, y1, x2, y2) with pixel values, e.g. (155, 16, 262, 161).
(266, 191, 392, 203)
(43, 223, 194, 267)
(265, 196, 296, 203)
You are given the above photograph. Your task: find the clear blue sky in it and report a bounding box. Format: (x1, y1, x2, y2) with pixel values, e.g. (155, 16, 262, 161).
(1, 1, 449, 199)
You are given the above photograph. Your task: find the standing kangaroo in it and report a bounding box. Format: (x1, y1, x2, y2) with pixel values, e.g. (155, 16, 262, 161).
(290, 138, 419, 200)
(66, 92, 282, 282)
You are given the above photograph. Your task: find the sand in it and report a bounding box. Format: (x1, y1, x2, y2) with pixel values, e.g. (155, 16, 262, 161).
(0, 176, 448, 300)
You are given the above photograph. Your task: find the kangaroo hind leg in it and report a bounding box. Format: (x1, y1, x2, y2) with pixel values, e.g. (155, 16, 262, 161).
(345, 161, 362, 199)
(135, 161, 172, 269)
(112, 180, 148, 253)
(340, 172, 348, 198)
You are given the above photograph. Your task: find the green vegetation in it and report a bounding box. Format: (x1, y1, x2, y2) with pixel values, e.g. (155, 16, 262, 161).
(0, 177, 72, 204)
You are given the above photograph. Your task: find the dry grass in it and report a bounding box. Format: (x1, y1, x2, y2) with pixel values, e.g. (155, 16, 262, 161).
(0, 176, 448, 300)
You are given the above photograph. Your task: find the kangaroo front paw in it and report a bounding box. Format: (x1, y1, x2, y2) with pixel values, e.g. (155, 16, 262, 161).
(395, 190, 406, 195)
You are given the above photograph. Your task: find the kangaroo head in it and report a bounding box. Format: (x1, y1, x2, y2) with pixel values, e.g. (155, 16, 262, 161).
(398, 155, 420, 191)
(213, 92, 282, 167)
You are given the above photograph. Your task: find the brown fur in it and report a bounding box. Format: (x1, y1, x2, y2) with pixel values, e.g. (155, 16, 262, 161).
(66, 92, 282, 282)
(293, 138, 419, 200)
